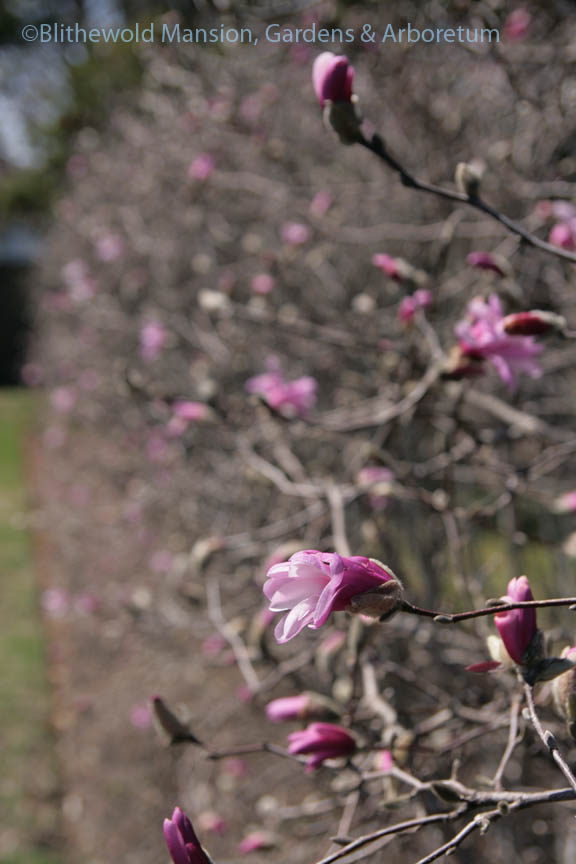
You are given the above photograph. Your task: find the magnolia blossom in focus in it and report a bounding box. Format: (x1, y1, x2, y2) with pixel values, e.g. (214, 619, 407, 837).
(455, 295, 543, 390)
(263, 550, 400, 643)
(398, 289, 432, 324)
(494, 576, 537, 665)
(312, 52, 354, 105)
(246, 371, 317, 418)
(288, 722, 356, 771)
(163, 807, 211, 864)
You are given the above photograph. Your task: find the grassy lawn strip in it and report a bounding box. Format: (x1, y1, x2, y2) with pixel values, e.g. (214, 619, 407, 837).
(0, 391, 63, 864)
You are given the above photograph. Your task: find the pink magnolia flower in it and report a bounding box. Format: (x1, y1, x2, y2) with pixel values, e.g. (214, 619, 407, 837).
(197, 811, 226, 835)
(466, 251, 509, 277)
(140, 319, 167, 361)
(503, 8, 532, 43)
(455, 295, 543, 390)
(549, 222, 576, 251)
(188, 154, 215, 182)
(312, 52, 355, 106)
(246, 371, 317, 418)
(281, 222, 310, 246)
(163, 807, 211, 864)
(288, 722, 356, 771)
(263, 550, 396, 643)
(398, 289, 432, 324)
(372, 253, 401, 280)
(494, 576, 537, 665)
(50, 387, 76, 414)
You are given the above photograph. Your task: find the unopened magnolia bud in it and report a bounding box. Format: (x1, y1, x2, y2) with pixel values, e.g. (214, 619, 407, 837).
(501, 310, 566, 337)
(151, 696, 203, 747)
(442, 346, 486, 381)
(455, 160, 485, 198)
(346, 578, 403, 619)
(324, 98, 363, 146)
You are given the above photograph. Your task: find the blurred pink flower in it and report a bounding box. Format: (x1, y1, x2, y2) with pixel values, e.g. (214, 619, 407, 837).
(372, 253, 401, 280)
(188, 154, 215, 182)
(309, 190, 333, 217)
(503, 8, 532, 43)
(281, 222, 310, 246)
(398, 289, 432, 324)
(167, 401, 212, 436)
(150, 550, 173, 574)
(494, 576, 537, 665)
(357, 466, 395, 512)
(250, 274, 275, 295)
(466, 251, 509, 277)
(265, 693, 313, 722)
(197, 811, 227, 835)
(374, 750, 394, 772)
(263, 550, 396, 643)
(140, 319, 167, 361)
(549, 222, 576, 251)
(163, 807, 211, 864)
(312, 52, 355, 106)
(288, 722, 356, 771)
(246, 371, 317, 418)
(455, 295, 543, 390)
(238, 831, 275, 854)
(94, 232, 124, 262)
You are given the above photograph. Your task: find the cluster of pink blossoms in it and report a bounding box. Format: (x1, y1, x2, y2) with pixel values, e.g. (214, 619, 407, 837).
(245, 370, 317, 418)
(455, 295, 543, 390)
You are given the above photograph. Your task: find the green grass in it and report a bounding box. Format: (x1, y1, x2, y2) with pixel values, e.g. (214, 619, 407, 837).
(0, 391, 64, 864)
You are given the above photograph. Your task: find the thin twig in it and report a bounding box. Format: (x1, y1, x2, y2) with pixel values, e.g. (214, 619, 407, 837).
(524, 684, 576, 794)
(360, 132, 576, 264)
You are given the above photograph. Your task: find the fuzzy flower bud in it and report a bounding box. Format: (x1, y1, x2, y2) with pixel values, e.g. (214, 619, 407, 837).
(455, 161, 484, 198)
(312, 52, 361, 145)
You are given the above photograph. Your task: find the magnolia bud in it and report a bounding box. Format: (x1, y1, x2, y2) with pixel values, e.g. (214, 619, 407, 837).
(324, 98, 363, 146)
(346, 577, 403, 619)
(501, 310, 566, 337)
(442, 346, 486, 380)
(455, 160, 485, 198)
(151, 696, 203, 747)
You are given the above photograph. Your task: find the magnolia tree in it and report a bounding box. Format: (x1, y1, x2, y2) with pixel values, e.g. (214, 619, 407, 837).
(34, 8, 576, 864)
